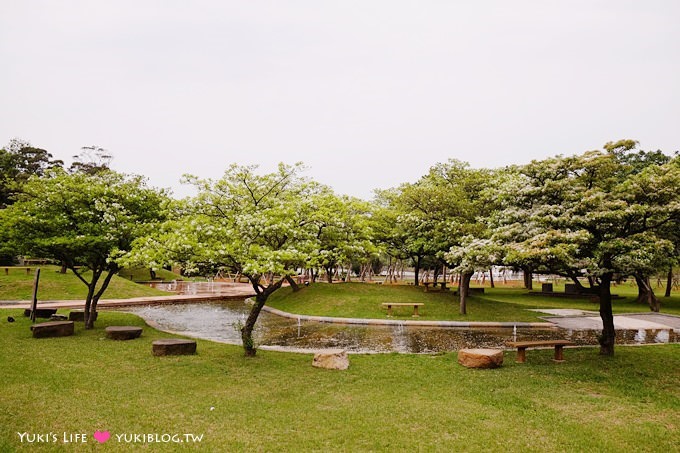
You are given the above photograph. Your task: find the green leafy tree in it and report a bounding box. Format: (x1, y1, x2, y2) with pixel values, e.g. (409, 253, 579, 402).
(124, 163, 321, 356)
(0, 138, 63, 207)
(1, 169, 168, 328)
(308, 191, 375, 283)
(495, 145, 680, 355)
(69, 145, 113, 175)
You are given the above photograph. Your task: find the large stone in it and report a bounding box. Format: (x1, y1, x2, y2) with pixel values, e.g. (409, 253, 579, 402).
(68, 310, 98, 322)
(312, 349, 350, 370)
(24, 308, 57, 319)
(457, 348, 504, 369)
(30, 321, 75, 338)
(152, 339, 197, 356)
(106, 326, 143, 340)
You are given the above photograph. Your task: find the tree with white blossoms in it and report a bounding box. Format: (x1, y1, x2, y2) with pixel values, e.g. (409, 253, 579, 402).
(307, 190, 376, 283)
(495, 143, 680, 356)
(445, 238, 502, 315)
(124, 163, 321, 356)
(0, 169, 168, 328)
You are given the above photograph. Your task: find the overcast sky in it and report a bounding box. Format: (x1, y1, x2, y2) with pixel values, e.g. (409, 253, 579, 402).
(1, 1, 678, 199)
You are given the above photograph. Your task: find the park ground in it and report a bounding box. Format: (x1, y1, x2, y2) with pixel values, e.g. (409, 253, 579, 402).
(1, 268, 679, 451)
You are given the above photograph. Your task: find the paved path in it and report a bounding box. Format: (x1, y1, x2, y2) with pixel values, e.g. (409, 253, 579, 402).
(0, 286, 256, 310)
(535, 309, 680, 331)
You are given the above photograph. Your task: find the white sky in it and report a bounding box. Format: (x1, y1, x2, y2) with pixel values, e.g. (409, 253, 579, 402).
(1, 1, 678, 199)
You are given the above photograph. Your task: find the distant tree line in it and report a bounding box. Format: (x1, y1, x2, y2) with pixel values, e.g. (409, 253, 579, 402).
(1, 138, 678, 356)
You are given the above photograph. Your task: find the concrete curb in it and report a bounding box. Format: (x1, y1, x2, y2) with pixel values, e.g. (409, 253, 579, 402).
(260, 303, 555, 329)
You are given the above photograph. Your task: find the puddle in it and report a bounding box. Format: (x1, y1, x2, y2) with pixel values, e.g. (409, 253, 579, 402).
(123, 301, 680, 353)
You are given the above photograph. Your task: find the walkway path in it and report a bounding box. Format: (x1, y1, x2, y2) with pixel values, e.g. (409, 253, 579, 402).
(0, 285, 256, 310)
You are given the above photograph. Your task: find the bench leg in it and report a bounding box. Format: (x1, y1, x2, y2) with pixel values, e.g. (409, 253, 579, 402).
(516, 347, 527, 363)
(553, 345, 565, 362)
(413, 305, 419, 317)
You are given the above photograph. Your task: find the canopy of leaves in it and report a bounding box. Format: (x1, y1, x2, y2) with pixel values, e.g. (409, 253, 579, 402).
(1, 169, 169, 273)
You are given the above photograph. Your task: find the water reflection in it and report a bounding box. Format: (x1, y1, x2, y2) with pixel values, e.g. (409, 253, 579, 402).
(124, 301, 679, 353)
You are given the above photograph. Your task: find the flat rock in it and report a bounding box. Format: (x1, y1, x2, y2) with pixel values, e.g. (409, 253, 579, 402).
(24, 308, 57, 319)
(152, 339, 197, 356)
(458, 348, 504, 369)
(68, 310, 98, 322)
(30, 321, 75, 338)
(312, 349, 350, 370)
(105, 326, 143, 340)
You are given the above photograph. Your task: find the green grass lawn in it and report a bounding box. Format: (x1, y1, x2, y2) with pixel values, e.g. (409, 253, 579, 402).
(0, 309, 678, 452)
(267, 282, 680, 322)
(0, 266, 168, 301)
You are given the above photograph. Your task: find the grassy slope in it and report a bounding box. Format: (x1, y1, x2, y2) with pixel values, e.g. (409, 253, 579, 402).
(267, 282, 680, 321)
(0, 266, 168, 301)
(0, 310, 678, 452)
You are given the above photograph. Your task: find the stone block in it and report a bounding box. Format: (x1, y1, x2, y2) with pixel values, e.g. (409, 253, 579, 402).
(68, 310, 98, 322)
(457, 348, 504, 369)
(24, 308, 57, 319)
(30, 321, 75, 338)
(312, 349, 350, 370)
(152, 339, 197, 356)
(106, 326, 143, 340)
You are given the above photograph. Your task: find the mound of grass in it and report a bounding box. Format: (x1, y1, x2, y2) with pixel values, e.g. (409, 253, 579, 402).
(267, 283, 680, 321)
(0, 309, 678, 451)
(0, 265, 168, 301)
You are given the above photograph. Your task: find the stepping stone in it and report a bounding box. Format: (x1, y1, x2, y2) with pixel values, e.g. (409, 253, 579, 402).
(30, 321, 75, 338)
(24, 308, 57, 319)
(68, 310, 98, 322)
(312, 349, 350, 370)
(152, 339, 197, 356)
(457, 348, 504, 369)
(105, 326, 143, 340)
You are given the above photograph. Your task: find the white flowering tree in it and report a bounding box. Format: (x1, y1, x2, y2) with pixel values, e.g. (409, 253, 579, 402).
(306, 191, 376, 283)
(445, 238, 502, 314)
(125, 163, 321, 356)
(0, 169, 168, 328)
(495, 146, 680, 356)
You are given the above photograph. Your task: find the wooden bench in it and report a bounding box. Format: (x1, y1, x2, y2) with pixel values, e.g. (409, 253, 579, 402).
(381, 302, 424, 317)
(506, 340, 574, 363)
(2, 266, 34, 275)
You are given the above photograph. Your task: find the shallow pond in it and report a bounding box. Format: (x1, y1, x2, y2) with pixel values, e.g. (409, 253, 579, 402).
(124, 300, 678, 353)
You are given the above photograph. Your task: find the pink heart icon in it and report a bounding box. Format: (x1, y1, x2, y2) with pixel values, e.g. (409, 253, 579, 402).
(93, 431, 111, 443)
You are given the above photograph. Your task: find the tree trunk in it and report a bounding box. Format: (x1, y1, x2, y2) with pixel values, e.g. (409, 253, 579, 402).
(635, 274, 660, 312)
(241, 294, 266, 357)
(325, 266, 333, 283)
(285, 275, 300, 292)
(598, 272, 615, 356)
(489, 267, 495, 288)
(459, 271, 473, 315)
(665, 266, 673, 298)
(567, 273, 598, 294)
(86, 270, 116, 329)
(522, 266, 533, 290)
(241, 278, 284, 357)
(60, 262, 67, 274)
(82, 275, 98, 329)
(413, 256, 421, 287)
